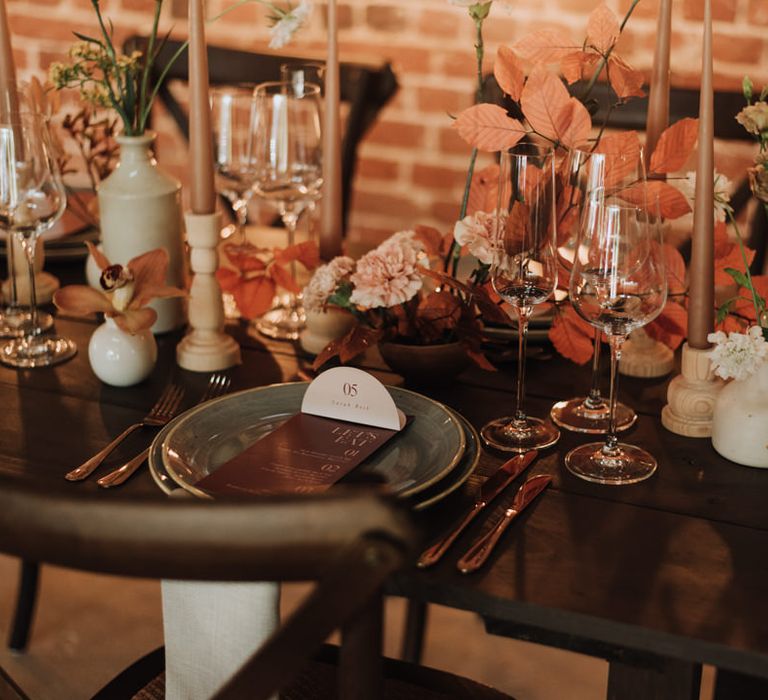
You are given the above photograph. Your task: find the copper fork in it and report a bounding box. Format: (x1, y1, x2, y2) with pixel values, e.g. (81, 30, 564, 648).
(65, 383, 185, 482)
(96, 373, 231, 488)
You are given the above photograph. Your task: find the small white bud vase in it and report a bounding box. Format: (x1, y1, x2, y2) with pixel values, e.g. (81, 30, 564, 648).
(299, 307, 356, 355)
(711, 361, 768, 468)
(88, 317, 158, 387)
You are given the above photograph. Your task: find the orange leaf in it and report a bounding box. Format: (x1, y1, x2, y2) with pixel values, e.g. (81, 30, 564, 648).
(53, 285, 113, 316)
(416, 291, 463, 342)
(467, 163, 500, 216)
(664, 244, 687, 296)
(313, 325, 382, 368)
(586, 3, 619, 54)
(453, 104, 527, 152)
(649, 117, 699, 175)
(560, 50, 598, 84)
(520, 67, 591, 148)
(548, 306, 594, 365)
(475, 282, 513, 326)
(607, 54, 645, 100)
(717, 314, 747, 334)
(593, 131, 643, 188)
(464, 346, 497, 372)
(714, 222, 755, 286)
(645, 300, 687, 350)
(215, 268, 242, 293)
(223, 243, 267, 272)
(413, 225, 445, 257)
(274, 240, 320, 270)
(233, 275, 276, 319)
(268, 262, 301, 294)
(620, 180, 691, 220)
(732, 275, 768, 321)
(494, 46, 525, 102)
(513, 28, 576, 64)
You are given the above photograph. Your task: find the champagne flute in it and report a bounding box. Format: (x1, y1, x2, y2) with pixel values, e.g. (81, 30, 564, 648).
(550, 146, 639, 433)
(0, 113, 75, 367)
(481, 145, 560, 453)
(211, 85, 258, 246)
(251, 81, 323, 341)
(566, 184, 667, 484)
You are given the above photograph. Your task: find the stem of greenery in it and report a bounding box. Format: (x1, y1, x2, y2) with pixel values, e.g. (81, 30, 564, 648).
(727, 209, 765, 323)
(138, 0, 163, 134)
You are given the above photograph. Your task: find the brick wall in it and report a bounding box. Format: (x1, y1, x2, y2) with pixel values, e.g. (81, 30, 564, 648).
(7, 0, 768, 247)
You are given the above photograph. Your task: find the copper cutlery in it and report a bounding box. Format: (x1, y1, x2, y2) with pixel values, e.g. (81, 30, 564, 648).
(65, 382, 185, 481)
(457, 474, 552, 574)
(417, 450, 538, 568)
(96, 373, 231, 488)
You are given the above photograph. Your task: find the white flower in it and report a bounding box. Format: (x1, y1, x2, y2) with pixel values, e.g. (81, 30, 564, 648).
(453, 210, 502, 265)
(707, 326, 768, 381)
(302, 256, 355, 313)
(269, 0, 313, 49)
(680, 170, 733, 223)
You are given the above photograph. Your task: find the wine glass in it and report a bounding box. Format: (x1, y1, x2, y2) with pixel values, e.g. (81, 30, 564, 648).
(0, 113, 75, 367)
(481, 145, 560, 453)
(550, 146, 639, 433)
(251, 81, 323, 341)
(566, 183, 667, 484)
(211, 85, 261, 247)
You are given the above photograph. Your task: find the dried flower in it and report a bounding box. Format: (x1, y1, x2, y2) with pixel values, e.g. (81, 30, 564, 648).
(350, 237, 423, 309)
(736, 102, 768, 136)
(302, 256, 355, 312)
(679, 170, 733, 222)
(269, 0, 313, 49)
(453, 210, 502, 265)
(53, 244, 186, 333)
(707, 326, 768, 381)
(748, 153, 768, 203)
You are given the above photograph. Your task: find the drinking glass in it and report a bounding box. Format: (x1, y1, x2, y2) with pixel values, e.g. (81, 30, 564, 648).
(481, 145, 560, 453)
(251, 81, 323, 340)
(211, 85, 259, 246)
(550, 146, 639, 433)
(0, 113, 75, 367)
(566, 182, 667, 484)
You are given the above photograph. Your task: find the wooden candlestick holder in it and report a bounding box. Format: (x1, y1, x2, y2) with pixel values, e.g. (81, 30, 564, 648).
(620, 329, 674, 378)
(176, 212, 241, 372)
(661, 343, 723, 437)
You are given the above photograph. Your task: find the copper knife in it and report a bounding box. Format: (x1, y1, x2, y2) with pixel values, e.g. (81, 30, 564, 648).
(417, 450, 538, 568)
(457, 474, 552, 574)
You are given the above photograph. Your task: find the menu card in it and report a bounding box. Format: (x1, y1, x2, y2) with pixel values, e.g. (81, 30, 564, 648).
(196, 368, 408, 497)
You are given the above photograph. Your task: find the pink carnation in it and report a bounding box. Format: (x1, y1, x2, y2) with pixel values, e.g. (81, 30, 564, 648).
(453, 210, 502, 265)
(350, 237, 423, 309)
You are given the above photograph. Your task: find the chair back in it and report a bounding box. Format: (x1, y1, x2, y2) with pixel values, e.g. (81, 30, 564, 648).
(125, 36, 399, 236)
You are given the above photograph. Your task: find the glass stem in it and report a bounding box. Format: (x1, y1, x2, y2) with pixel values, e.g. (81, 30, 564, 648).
(20, 234, 38, 339)
(283, 210, 299, 312)
(6, 230, 18, 309)
(514, 306, 531, 423)
(585, 327, 603, 409)
(233, 198, 249, 246)
(603, 334, 625, 456)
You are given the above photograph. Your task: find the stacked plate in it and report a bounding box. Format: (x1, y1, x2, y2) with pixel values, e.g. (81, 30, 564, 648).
(148, 382, 480, 510)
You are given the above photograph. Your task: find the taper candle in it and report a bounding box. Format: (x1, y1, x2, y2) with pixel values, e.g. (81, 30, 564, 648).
(644, 0, 672, 163)
(0, 0, 19, 119)
(188, 0, 216, 215)
(688, 0, 714, 349)
(320, 0, 343, 261)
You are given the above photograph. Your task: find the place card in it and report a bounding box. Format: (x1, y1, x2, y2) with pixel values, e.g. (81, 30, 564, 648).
(196, 368, 408, 496)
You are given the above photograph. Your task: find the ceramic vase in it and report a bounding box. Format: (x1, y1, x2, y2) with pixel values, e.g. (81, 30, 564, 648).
(88, 317, 157, 387)
(299, 307, 356, 355)
(711, 361, 768, 468)
(97, 132, 186, 333)
(379, 341, 470, 385)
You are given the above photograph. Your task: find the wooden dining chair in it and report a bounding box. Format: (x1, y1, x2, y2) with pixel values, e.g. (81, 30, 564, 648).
(0, 482, 514, 700)
(123, 35, 399, 238)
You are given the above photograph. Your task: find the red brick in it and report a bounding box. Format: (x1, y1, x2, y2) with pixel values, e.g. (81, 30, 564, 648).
(366, 120, 425, 148)
(339, 41, 431, 74)
(319, 3, 354, 30)
(9, 14, 81, 42)
(439, 126, 472, 155)
(413, 164, 465, 190)
(748, 0, 768, 25)
(431, 200, 461, 224)
(365, 5, 407, 32)
(418, 10, 459, 39)
(121, 0, 158, 11)
(351, 190, 422, 221)
(618, 0, 660, 20)
(357, 157, 399, 180)
(713, 33, 764, 64)
(417, 87, 472, 114)
(442, 51, 475, 79)
(683, 0, 737, 22)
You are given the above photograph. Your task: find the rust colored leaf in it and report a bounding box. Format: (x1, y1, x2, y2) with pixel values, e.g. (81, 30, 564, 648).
(716, 314, 747, 334)
(413, 225, 445, 257)
(645, 300, 687, 350)
(620, 181, 691, 220)
(649, 117, 699, 175)
(664, 244, 687, 296)
(548, 306, 594, 364)
(465, 346, 497, 371)
(274, 240, 320, 270)
(233, 275, 276, 320)
(314, 325, 382, 369)
(732, 275, 768, 321)
(53, 284, 113, 316)
(586, 3, 619, 54)
(416, 291, 463, 342)
(560, 50, 598, 84)
(467, 163, 500, 216)
(215, 268, 241, 293)
(513, 28, 576, 64)
(268, 262, 301, 294)
(607, 54, 645, 100)
(520, 68, 591, 148)
(495, 46, 525, 102)
(453, 104, 527, 152)
(474, 283, 513, 326)
(714, 222, 755, 286)
(222, 243, 267, 272)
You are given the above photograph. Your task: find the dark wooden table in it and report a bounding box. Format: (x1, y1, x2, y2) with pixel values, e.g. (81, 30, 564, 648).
(1, 295, 768, 699)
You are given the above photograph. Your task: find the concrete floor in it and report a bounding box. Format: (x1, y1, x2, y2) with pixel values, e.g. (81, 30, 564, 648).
(0, 554, 714, 699)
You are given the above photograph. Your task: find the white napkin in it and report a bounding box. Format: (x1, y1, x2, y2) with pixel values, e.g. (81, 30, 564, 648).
(161, 492, 279, 700)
